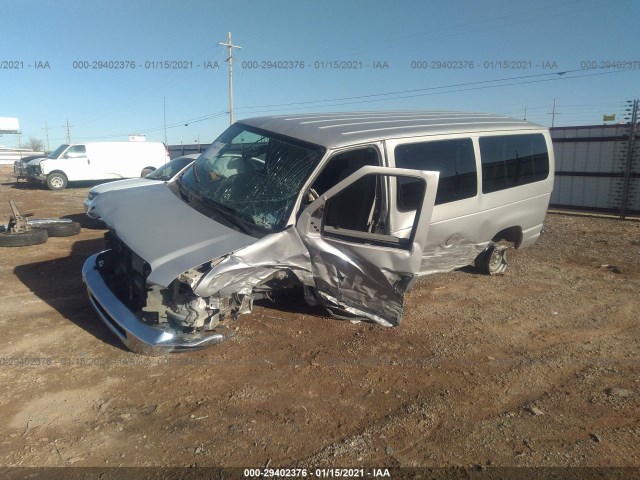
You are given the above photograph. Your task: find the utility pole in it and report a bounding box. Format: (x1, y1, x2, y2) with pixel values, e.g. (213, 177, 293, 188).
(164, 97, 167, 145)
(63, 119, 72, 143)
(43, 121, 50, 151)
(218, 32, 242, 125)
(550, 98, 558, 127)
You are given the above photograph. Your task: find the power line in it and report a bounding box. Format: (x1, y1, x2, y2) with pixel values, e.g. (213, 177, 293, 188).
(234, 67, 639, 113)
(73, 67, 639, 140)
(73, 111, 229, 141)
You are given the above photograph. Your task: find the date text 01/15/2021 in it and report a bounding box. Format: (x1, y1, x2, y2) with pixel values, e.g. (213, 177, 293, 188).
(243, 468, 391, 477)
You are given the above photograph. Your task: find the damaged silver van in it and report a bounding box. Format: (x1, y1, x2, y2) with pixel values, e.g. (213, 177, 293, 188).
(82, 112, 554, 354)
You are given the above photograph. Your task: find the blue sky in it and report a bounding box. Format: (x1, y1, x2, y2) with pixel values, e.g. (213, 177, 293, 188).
(1, 0, 638, 149)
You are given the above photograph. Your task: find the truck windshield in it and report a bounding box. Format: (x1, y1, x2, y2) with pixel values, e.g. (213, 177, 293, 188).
(177, 124, 324, 234)
(47, 144, 69, 159)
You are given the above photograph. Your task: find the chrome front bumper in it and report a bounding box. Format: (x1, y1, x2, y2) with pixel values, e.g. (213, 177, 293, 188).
(82, 252, 231, 355)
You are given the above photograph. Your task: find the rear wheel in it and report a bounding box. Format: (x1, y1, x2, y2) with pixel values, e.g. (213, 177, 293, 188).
(46, 172, 68, 191)
(475, 243, 508, 275)
(0, 228, 48, 247)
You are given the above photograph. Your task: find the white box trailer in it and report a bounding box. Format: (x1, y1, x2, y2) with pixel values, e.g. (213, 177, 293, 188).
(25, 141, 170, 190)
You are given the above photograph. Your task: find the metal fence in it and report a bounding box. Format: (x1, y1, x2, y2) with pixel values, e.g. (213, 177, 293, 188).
(168, 144, 208, 159)
(550, 124, 639, 218)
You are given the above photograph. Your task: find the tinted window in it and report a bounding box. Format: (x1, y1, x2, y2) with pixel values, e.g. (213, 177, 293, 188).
(479, 134, 549, 193)
(395, 138, 476, 209)
(311, 147, 379, 196)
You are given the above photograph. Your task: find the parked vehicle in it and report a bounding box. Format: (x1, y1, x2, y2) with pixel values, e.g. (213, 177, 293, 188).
(13, 154, 48, 181)
(83, 111, 554, 354)
(24, 141, 170, 190)
(84, 154, 199, 219)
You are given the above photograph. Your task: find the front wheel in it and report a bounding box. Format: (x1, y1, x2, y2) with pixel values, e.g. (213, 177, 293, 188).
(475, 243, 508, 275)
(46, 172, 68, 191)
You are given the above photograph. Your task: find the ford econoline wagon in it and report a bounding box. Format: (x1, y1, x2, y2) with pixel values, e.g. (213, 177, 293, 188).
(82, 111, 554, 354)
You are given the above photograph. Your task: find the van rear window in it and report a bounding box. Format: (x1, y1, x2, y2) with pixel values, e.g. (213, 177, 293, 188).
(395, 138, 477, 209)
(479, 134, 549, 193)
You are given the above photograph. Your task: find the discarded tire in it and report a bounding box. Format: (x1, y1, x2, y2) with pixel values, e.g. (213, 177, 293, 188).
(0, 228, 48, 247)
(32, 221, 81, 237)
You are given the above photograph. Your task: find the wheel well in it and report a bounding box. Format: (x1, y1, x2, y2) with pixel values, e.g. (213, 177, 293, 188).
(48, 170, 67, 177)
(492, 226, 523, 248)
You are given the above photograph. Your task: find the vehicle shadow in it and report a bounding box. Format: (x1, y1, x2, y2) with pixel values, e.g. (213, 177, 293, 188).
(13, 236, 127, 352)
(3, 179, 119, 190)
(254, 287, 331, 319)
(3, 181, 41, 189)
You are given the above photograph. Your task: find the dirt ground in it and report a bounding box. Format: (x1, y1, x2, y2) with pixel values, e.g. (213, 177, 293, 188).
(0, 164, 638, 470)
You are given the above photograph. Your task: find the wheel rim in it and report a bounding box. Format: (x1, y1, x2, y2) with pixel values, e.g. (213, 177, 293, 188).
(488, 247, 507, 274)
(50, 176, 63, 188)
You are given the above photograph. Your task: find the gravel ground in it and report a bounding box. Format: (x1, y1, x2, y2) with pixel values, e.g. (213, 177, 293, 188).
(0, 165, 638, 471)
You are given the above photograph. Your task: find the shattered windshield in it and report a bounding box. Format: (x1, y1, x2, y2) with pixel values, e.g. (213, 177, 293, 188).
(177, 124, 324, 234)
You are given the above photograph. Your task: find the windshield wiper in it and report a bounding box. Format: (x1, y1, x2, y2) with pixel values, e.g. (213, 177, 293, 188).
(208, 201, 253, 235)
(175, 175, 192, 202)
(192, 162, 201, 183)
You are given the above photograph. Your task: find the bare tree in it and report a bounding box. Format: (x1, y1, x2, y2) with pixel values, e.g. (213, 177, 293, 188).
(23, 137, 45, 151)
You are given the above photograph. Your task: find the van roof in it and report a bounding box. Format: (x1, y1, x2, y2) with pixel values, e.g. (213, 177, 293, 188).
(239, 111, 546, 149)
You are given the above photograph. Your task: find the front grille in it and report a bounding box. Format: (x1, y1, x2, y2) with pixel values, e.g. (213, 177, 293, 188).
(101, 231, 151, 313)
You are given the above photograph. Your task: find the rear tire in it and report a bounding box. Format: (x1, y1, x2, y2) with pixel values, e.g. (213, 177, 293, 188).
(475, 243, 508, 275)
(0, 229, 48, 247)
(46, 172, 68, 191)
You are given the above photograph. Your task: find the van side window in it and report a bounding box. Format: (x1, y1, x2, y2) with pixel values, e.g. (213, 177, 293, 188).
(395, 138, 476, 209)
(324, 174, 381, 233)
(311, 147, 381, 232)
(479, 134, 549, 193)
(310, 147, 379, 196)
(64, 145, 86, 158)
